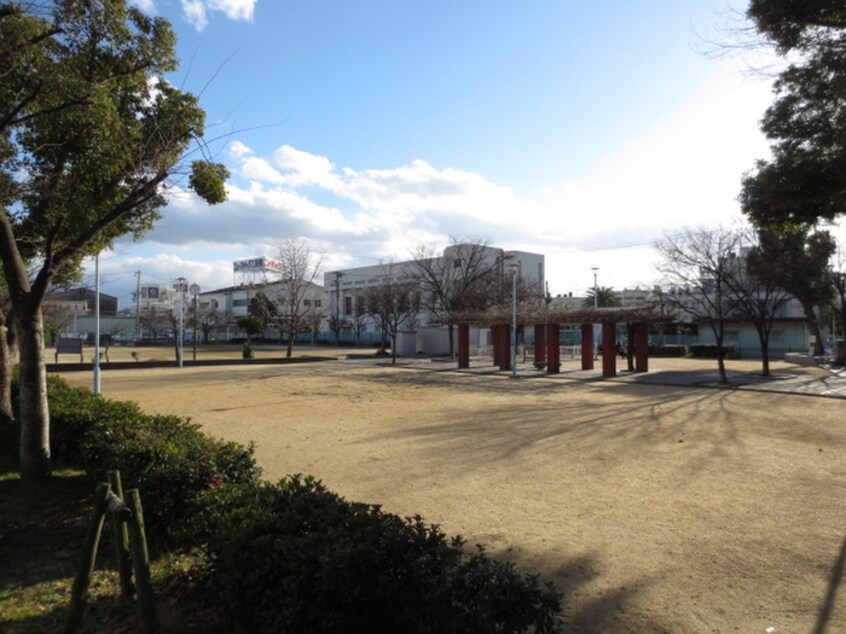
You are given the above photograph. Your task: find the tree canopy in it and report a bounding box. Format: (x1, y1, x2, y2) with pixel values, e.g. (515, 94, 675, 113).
(740, 0, 846, 231)
(0, 0, 228, 481)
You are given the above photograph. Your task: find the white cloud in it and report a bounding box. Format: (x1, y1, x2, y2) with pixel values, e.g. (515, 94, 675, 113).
(209, 0, 256, 21)
(100, 60, 789, 304)
(180, 0, 207, 31)
(181, 0, 256, 30)
(272, 145, 339, 189)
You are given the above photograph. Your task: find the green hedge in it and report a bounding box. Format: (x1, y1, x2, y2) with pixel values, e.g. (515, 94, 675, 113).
(688, 344, 737, 358)
(46, 377, 260, 540)
(196, 476, 563, 634)
(647, 344, 687, 357)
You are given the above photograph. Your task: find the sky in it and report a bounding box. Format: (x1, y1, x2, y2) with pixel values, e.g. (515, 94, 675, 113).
(86, 0, 844, 308)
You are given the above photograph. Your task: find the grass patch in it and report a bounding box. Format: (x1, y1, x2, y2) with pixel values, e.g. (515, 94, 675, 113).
(0, 429, 224, 632)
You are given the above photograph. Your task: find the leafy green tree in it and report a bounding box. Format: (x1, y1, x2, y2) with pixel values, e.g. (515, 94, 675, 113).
(0, 2, 228, 481)
(741, 1, 846, 231)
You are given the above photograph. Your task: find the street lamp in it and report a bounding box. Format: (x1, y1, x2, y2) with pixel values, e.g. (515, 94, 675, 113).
(510, 263, 518, 378)
(592, 267, 599, 308)
(190, 283, 201, 361)
(591, 267, 599, 360)
(93, 253, 101, 394)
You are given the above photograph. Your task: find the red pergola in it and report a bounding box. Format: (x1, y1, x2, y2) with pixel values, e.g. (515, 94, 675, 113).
(452, 306, 658, 378)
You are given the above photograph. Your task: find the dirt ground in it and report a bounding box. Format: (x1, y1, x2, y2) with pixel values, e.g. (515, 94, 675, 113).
(59, 354, 846, 633)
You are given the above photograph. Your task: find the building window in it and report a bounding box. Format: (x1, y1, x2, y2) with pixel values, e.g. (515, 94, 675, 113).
(233, 299, 247, 307)
(314, 299, 322, 307)
(303, 299, 311, 307)
(344, 296, 353, 315)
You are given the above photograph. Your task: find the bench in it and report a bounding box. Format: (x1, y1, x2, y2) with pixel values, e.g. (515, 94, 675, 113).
(55, 337, 84, 363)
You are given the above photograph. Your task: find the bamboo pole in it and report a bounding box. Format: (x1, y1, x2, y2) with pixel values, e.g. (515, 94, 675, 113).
(65, 482, 110, 634)
(126, 489, 158, 633)
(107, 470, 134, 598)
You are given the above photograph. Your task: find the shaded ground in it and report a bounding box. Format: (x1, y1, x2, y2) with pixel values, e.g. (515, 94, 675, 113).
(59, 356, 846, 633)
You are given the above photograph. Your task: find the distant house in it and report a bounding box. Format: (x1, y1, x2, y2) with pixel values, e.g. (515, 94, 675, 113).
(47, 288, 117, 316)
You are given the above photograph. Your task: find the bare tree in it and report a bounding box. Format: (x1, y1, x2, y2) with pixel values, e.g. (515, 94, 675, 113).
(269, 238, 324, 358)
(412, 239, 509, 357)
(350, 292, 368, 346)
(365, 265, 420, 364)
(40, 301, 77, 347)
(656, 226, 743, 384)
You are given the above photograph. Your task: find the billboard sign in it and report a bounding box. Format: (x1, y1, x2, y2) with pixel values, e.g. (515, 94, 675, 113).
(233, 257, 285, 274)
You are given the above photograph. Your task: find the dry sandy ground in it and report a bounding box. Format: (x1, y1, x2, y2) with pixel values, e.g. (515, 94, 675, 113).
(59, 355, 846, 633)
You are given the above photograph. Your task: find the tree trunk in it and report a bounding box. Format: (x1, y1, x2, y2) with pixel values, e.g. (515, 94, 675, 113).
(448, 324, 455, 359)
(755, 325, 771, 377)
(390, 333, 397, 364)
(801, 303, 825, 355)
(716, 347, 727, 384)
(286, 335, 293, 358)
(17, 306, 51, 481)
(0, 318, 13, 420)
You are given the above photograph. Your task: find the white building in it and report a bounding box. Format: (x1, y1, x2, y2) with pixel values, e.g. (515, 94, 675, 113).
(324, 244, 545, 353)
(198, 280, 329, 342)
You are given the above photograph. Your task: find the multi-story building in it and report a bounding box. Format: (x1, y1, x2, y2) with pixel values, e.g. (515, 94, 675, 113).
(324, 244, 545, 353)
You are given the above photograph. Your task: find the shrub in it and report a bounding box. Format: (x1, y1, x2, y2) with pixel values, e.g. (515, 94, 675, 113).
(688, 344, 736, 358)
(80, 414, 260, 539)
(47, 376, 145, 465)
(43, 376, 261, 541)
(647, 344, 687, 357)
(197, 476, 562, 634)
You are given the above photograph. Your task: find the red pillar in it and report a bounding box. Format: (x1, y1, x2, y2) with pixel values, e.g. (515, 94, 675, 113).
(491, 326, 501, 367)
(499, 325, 512, 371)
(458, 323, 470, 369)
(581, 323, 594, 370)
(634, 322, 649, 373)
(534, 324, 546, 369)
(602, 321, 616, 377)
(546, 323, 560, 374)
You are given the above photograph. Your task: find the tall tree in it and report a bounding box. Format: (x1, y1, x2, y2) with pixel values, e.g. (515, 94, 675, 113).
(269, 238, 324, 358)
(656, 227, 743, 384)
(0, 2, 228, 481)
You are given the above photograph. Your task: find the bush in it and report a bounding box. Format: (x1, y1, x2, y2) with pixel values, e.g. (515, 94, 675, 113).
(44, 376, 260, 541)
(47, 376, 145, 465)
(688, 344, 736, 359)
(80, 414, 260, 539)
(647, 344, 687, 357)
(197, 476, 562, 634)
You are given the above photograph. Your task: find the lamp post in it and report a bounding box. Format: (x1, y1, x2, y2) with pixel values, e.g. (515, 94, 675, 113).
(591, 267, 599, 359)
(190, 283, 201, 361)
(510, 263, 518, 378)
(93, 253, 101, 395)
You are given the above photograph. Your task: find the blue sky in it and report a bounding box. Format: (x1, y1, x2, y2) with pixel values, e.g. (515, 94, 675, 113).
(91, 0, 830, 308)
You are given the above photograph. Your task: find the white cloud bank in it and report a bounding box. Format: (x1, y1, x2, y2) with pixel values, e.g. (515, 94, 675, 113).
(102, 60, 846, 306)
